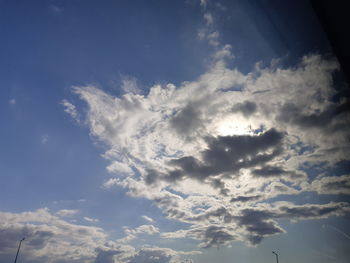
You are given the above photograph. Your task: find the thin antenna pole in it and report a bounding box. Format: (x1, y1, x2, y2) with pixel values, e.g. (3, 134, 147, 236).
(14, 237, 25, 263)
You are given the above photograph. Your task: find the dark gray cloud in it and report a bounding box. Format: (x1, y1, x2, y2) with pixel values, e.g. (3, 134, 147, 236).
(0, 225, 53, 253)
(252, 165, 286, 177)
(277, 202, 350, 220)
(190, 225, 236, 248)
(232, 101, 257, 117)
(236, 209, 284, 245)
(201, 226, 235, 248)
(311, 175, 350, 195)
(170, 104, 202, 138)
(94, 248, 123, 263)
(277, 101, 350, 133)
(236, 202, 350, 245)
(145, 169, 161, 185)
(230, 195, 261, 203)
(252, 165, 305, 179)
(210, 178, 230, 196)
(166, 128, 284, 182)
(173, 202, 350, 247)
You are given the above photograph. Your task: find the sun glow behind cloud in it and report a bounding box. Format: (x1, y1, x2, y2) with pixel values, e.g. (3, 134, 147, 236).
(215, 117, 255, 136)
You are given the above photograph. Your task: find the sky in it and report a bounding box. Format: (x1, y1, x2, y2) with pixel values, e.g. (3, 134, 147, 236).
(1, 0, 350, 263)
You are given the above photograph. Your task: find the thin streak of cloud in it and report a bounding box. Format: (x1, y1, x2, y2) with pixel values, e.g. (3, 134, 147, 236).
(323, 224, 350, 240)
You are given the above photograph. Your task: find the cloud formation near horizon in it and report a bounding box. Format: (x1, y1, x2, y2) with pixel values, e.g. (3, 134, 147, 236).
(0, 208, 198, 263)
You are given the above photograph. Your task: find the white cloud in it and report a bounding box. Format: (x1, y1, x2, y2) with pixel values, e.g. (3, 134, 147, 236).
(203, 13, 213, 25)
(199, 0, 208, 8)
(65, 51, 350, 248)
(84, 216, 100, 223)
(61, 99, 81, 124)
(0, 208, 111, 262)
(212, 44, 234, 61)
(119, 224, 160, 243)
(0, 208, 196, 263)
(9, 98, 16, 104)
(56, 209, 79, 217)
(126, 246, 200, 263)
(121, 75, 141, 94)
(60, 0, 350, 250)
(142, 215, 154, 223)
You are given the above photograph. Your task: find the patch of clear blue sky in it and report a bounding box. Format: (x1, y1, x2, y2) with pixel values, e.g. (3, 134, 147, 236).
(0, 0, 346, 262)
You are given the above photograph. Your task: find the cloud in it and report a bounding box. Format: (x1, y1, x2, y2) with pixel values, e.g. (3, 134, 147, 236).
(50, 5, 64, 13)
(128, 225, 160, 235)
(309, 175, 350, 195)
(203, 13, 214, 25)
(142, 215, 154, 223)
(0, 208, 109, 262)
(61, 99, 81, 124)
(60, 0, 350, 250)
(126, 247, 199, 263)
(41, 134, 49, 144)
(66, 51, 350, 248)
(55, 209, 79, 217)
(232, 101, 257, 118)
(0, 208, 199, 263)
(94, 248, 124, 263)
(199, 0, 208, 9)
(212, 44, 234, 61)
(120, 75, 142, 94)
(118, 224, 160, 244)
(230, 195, 261, 203)
(84, 216, 100, 223)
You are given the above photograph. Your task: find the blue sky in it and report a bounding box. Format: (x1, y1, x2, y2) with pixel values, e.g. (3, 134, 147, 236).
(1, 1, 350, 263)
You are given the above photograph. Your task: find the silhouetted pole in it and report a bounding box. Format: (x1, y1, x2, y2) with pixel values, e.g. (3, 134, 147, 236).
(272, 251, 279, 263)
(14, 237, 25, 263)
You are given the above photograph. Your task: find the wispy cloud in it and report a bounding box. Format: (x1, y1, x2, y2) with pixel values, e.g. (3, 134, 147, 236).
(120, 74, 142, 94)
(50, 5, 64, 14)
(61, 99, 81, 124)
(41, 134, 49, 144)
(56, 209, 79, 217)
(323, 224, 350, 240)
(84, 216, 100, 223)
(142, 215, 154, 223)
